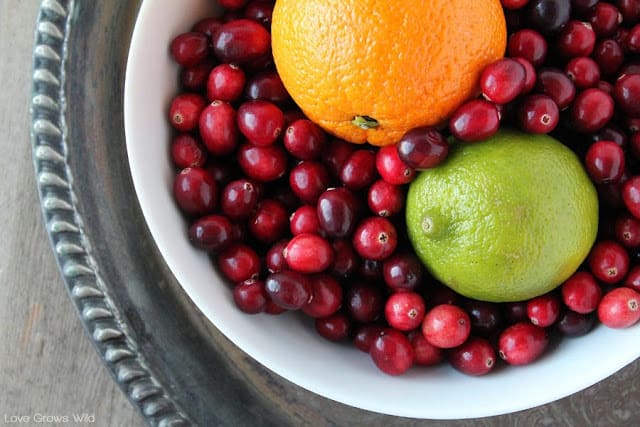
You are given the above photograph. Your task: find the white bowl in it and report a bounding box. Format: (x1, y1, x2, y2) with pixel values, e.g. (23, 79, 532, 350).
(124, 0, 640, 419)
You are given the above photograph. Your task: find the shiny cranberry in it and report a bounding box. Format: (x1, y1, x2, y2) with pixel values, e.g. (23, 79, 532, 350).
(498, 321, 548, 365)
(588, 240, 630, 284)
(289, 161, 331, 204)
(408, 331, 444, 366)
(367, 180, 404, 217)
(385, 292, 426, 331)
(422, 304, 471, 349)
(526, 0, 572, 35)
(264, 299, 287, 315)
(352, 217, 398, 261)
(170, 32, 209, 67)
(624, 265, 640, 292)
(171, 134, 207, 169)
(237, 143, 287, 182)
(614, 74, 640, 118)
(448, 337, 496, 376)
(237, 100, 284, 146)
(192, 17, 223, 39)
(508, 29, 548, 66)
(346, 282, 385, 323)
(598, 287, 640, 328)
(382, 253, 423, 293)
(593, 39, 625, 75)
(370, 329, 414, 375)
(517, 94, 560, 133)
(181, 59, 215, 91)
(284, 233, 334, 273)
(188, 214, 234, 252)
(480, 58, 526, 104)
(169, 93, 206, 132)
(315, 313, 351, 342)
(527, 293, 561, 327)
(536, 69, 576, 110)
(557, 20, 596, 58)
(212, 19, 270, 64)
(283, 119, 326, 160)
(556, 310, 595, 336)
(173, 167, 217, 215)
(340, 149, 377, 190)
(206, 63, 246, 102)
(199, 100, 239, 156)
(627, 24, 640, 53)
(561, 271, 602, 314)
(353, 324, 385, 352)
(249, 199, 288, 243)
(290, 205, 321, 235)
(571, 88, 614, 133)
(396, 127, 449, 169)
(617, 0, 640, 23)
(266, 240, 287, 273)
(244, 0, 274, 28)
(375, 145, 415, 185)
(449, 99, 500, 142)
(220, 179, 259, 221)
(233, 279, 268, 314)
(565, 57, 600, 89)
(585, 140, 625, 184)
(623, 176, 640, 218)
(316, 187, 359, 238)
(244, 70, 290, 105)
(302, 274, 343, 318)
(322, 138, 356, 178)
(265, 270, 312, 310)
(217, 243, 261, 283)
(464, 300, 503, 337)
(589, 3, 622, 37)
(331, 239, 359, 278)
(514, 57, 537, 93)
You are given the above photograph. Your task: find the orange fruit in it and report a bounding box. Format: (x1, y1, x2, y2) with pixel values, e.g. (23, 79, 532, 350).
(271, 0, 507, 146)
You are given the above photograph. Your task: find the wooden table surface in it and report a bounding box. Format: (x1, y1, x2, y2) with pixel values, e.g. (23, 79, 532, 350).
(2, 2, 640, 427)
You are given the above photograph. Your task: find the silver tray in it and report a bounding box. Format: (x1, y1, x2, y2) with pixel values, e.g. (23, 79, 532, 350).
(30, 1, 640, 425)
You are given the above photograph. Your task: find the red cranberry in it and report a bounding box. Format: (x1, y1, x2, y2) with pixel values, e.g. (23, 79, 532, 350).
(382, 253, 423, 293)
(316, 187, 359, 238)
(188, 214, 234, 252)
(233, 279, 268, 314)
(367, 179, 404, 217)
(616, 214, 640, 248)
(508, 29, 548, 66)
(375, 145, 415, 185)
(536, 68, 576, 110)
(526, 0, 572, 35)
(244, 70, 291, 105)
(408, 331, 444, 366)
(593, 39, 625, 76)
(170, 32, 209, 67)
(284, 233, 335, 273)
(315, 313, 351, 342)
(627, 24, 640, 53)
(217, 243, 261, 283)
(571, 88, 615, 133)
(237, 100, 285, 146)
(449, 99, 500, 142)
(589, 3, 622, 37)
(173, 167, 217, 216)
(557, 20, 596, 58)
(585, 140, 625, 184)
(199, 100, 239, 156)
(244, 0, 274, 28)
(384, 292, 426, 331)
(514, 57, 537, 93)
(289, 161, 331, 204)
(237, 143, 287, 182)
(598, 287, 640, 328)
(266, 240, 287, 273)
(498, 321, 548, 365)
(192, 17, 223, 40)
(171, 134, 207, 169)
(212, 19, 270, 64)
(624, 265, 640, 292)
(330, 240, 359, 279)
(517, 94, 560, 133)
(248, 199, 288, 243)
(302, 274, 343, 318)
(265, 270, 312, 310)
(556, 310, 595, 336)
(448, 337, 496, 376)
(422, 304, 471, 349)
(480, 58, 526, 104)
(617, 0, 640, 23)
(264, 299, 287, 315)
(206, 63, 246, 103)
(565, 57, 600, 89)
(588, 240, 630, 284)
(290, 205, 321, 235)
(322, 138, 356, 179)
(169, 93, 206, 132)
(370, 329, 414, 376)
(220, 179, 260, 221)
(353, 324, 385, 352)
(561, 271, 602, 314)
(283, 119, 326, 160)
(623, 176, 640, 218)
(352, 217, 398, 261)
(346, 282, 384, 323)
(614, 74, 640, 118)
(340, 149, 377, 190)
(396, 127, 449, 169)
(181, 59, 215, 91)
(526, 293, 561, 327)
(464, 300, 503, 337)
(501, 0, 529, 9)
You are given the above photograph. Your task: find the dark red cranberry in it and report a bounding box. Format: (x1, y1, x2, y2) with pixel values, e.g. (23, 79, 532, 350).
(536, 69, 575, 110)
(449, 99, 500, 142)
(464, 300, 503, 337)
(598, 287, 640, 328)
(218, 0, 248, 10)
(382, 253, 423, 293)
(244, 0, 274, 28)
(408, 331, 444, 366)
(508, 29, 548, 66)
(244, 70, 291, 105)
(565, 57, 600, 89)
(422, 304, 471, 349)
(619, 214, 640, 248)
(289, 161, 331, 204)
(237, 100, 285, 146)
(352, 217, 398, 261)
(316, 187, 359, 238)
(170, 32, 209, 67)
(233, 279, 268, 314)
(192, 17, 223, 39)
(585, 140, 625, 184)
(266, 240, 287, 273)
(188, 214, 234, 252)
(340, 149, 377, 190)
(353, 324, 385, 352)
(265, 270, 312, 310)
(173, 167, 217, 215)
(331, 239, 359, 278)
(571, 0, 598, 15)
(514, 57, 537, 93)
(517, 94, 560, 133)
(171, 134, 207, 169)
(627, 24, 640, 53)
(614, 74, 640, 118)
(375, 145, 415, 185)
(220, 179, 260, 221)
(448, 337, 496, 376)
(181, 59, 215, 91)
(588, 240, 630, 284)
(556, 310, 595, 336)
(283, 119, 326, 160)
(303, 274, 343, 318)
(423, 284, 460, 308)
(322, 138, 356, 178)
(561, 271, 602, 314)
(264, 299, 287, 315)
(617, 0, 640, 23)
(592, 126, 628, 148)
(571, 88, 615, 133)
(503, 301, 529, 323)
(169, 93, 206, 132)
(526, 0, 572, 35)
(358, 259, 383, 281)
(624, 265, 640, 292)
(384, 292, 426, 331)
(557, 20, 596, 58)
(206, 63, 246, 103)
(498, 321, 548, 365)
(248, 199, 289, 243)
(315, 313, 351, 341)
(623, 176, 640, 218)
(526, 293, 561, 327)
(237, 143, 288, 182)
(593, 39, 625, 75)
(480, 58, 526, 104)
(396, 127, 449, 169)
(290, 205, 321, 235)
(284, 233, 335, 273)
(589, 3, 622, 37)
(346, 282, 384, 323)
(212, 19, 270, 64)
(199, 100, 239, 156)
(367, 180, 404, 217)
(370, 329, 414, 375)
(502, 0, 530, 9)
(217, 243, 261, 283)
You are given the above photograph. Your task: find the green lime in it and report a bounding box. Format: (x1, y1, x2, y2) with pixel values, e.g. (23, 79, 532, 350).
(406, 129, 599, 303)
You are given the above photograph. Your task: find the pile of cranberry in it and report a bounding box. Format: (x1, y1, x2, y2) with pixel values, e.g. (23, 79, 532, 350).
(167, 0, 640, 376)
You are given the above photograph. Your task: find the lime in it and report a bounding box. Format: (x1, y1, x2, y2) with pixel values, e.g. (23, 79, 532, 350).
(406, 129, 599, 302)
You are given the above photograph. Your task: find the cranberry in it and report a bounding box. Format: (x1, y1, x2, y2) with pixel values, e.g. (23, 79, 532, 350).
(449, 99, 500, 142)
(237, 143, 287, 182)
(589, 3, 622, 37)
(199, 100, 239, 156)
(501, 0, 530, 9)
(561, 271, 602, 314)
(315, 313, 351, 342)
(358, 259, 384, 281)
(616, 214, 640, 249)
(375, 145, 415, 185)
(570, 0, 598, 15)
(188, 214, 234, 252)
(322, 138, 356, 179)
(557, 20, 596, 58)
(302, 274, 343, 318)
(346, 282, 384, 323)
(266, 240, 287, 273)
(623, 176, 640, 218)
(424, 284, 461, 308)
(264, 300, 287, 315)
(396, 127, 449, 169)
(353, 324, 384, 352)
(464, 300, 503, 337)
(536, 68, 576, 110)
(233, 279, 268, 314)
(517, 94, 560, 133)
(571, 88, 615, 133)
(556, 310, 595, 336)
(170, 32, 209, 67)
(284, 233, 334, 273)
(220, 179, 260, 221)
(248, 199, 288, 243)
(169, 93, 206, 132)
(448, 337, 496, 376)
(624, 265, 640, 292)
(480, 58, 526, 104)
(422, 304, 471, 349)
(289, 161, 331, 204)
(370, 329, 414, 376)
(565, 57, 600, 89)
(244, 70, 291, 105)
(171, 134, 207, 169)
(367, 180, 404, 217)
(588, 240, 630, 284)
(508, 29, 548, 66)
(352, 217, 398, 261)
(526, 0, 572, 35)
(206, 63, 246, 103)
(526, 293, 561, 326)
(382, 253, 423, 293)
(244, 0, 274, 28)
(598, 287, 640, 328)
(331, 239, 359, 278)
(192, 17, 223, 40)
(408, 331, 444, 366)
(498, 321, 548, 365)
(585, 140, 625, 184)
(212, 19, 270, 64)
(627, 24, 640, 53)
(384, 292, 426, 331)
(283, 119, 326, 160)
(237, 100, 285, 146)
(340, 149, 377, 190)
(617, 0, 640, 23)
(265, 270, 312, 310)
(614, 74, 640, 118)
(181, 59, 215, 91)
(217, 243, 261, 283)
(503, 301, 529, 324)
(593, 39, 625, 76)
(514, 57, 537, 93)
(316, 187, 359, 238)
(592, 126, 628, 148)
(218, 0, 248, 10)
(173, 167, 217, 216)
(290, 205, 321, 235)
